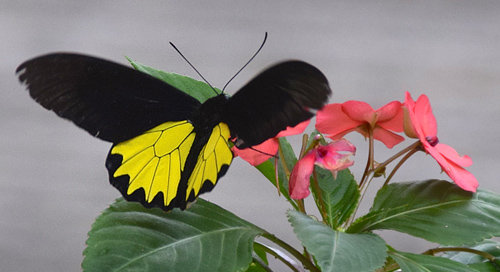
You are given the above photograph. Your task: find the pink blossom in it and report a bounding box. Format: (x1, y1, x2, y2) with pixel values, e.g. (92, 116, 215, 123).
(316, 101, 404, 148)
(289, 139, 356, 199)
(403, 92, 478, 192)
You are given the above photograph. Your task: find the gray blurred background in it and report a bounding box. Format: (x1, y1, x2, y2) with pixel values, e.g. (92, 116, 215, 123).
(1, 1, 499, 271)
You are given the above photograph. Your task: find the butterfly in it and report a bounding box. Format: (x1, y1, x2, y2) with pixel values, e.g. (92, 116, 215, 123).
(16, 52, 331, 211)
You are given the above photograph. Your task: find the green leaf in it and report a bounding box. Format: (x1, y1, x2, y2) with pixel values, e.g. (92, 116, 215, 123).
(288, 210, 387, 272)
(83, 198, 264, 272)
(442, 240, 500, 264)
(277, 137, 298, 182)
(255, 160, 280, 195)
(254, 160, 276, 186)
(245, 243, 270, 272)
(254, 137, 298, 209)
(468, 262, 500, 272)
(252, 242, 269, 265)
(126, 57, 220, 103)
(245, 263, 267, 272)
(439, 240, 500, 271)
(312, 167, 359, 229)
(276, 137, 300, 207)
(245, 257, 268, 272)
(255, 160, 297, 211)
(348, 180, 500, 246)
(306, 129, 324, 147)
(389, 251, 479, 272)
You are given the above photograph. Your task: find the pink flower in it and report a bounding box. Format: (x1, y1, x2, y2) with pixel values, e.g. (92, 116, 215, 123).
(316, 101, 405, 148)
(232, 120, 310, 166)
(403, 92, 478, 192)
(289, 139, 356, 199)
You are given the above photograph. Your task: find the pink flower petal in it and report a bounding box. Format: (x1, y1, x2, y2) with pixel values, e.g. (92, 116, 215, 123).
(315, 153, 354, 171)
(232, 138, 279, 166)
(353, 126, 370, 139)
(316, 104, 363, 139)
(403, 92, 419, 138)
(377, 102, 404, 132)
(426, 144, 478, 192)
(434, 143, 473, 168)
(289, 152, 316, 199)
(375, 101, 404, 123)
(372, 127, 405, 149)
(314, 140, 356, 171)
(443, 162, 478, 192)
(317, 101, 404, 148)
(276, 120, 310, 137)
(413, 94, 437, 137)
(326, 138, 357, 153)
(342, 101, 376, 123)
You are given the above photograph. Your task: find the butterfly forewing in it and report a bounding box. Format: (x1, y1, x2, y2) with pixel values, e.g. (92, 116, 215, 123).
(16, 53, 201, 143)
(223, 60, 331, 148)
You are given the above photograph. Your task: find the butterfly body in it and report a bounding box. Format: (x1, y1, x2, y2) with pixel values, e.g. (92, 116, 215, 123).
(17, 53, 331, 211)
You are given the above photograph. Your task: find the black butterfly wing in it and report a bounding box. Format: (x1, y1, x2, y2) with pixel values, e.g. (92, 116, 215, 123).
(223, 60, 331, 148)
(16, 53, 201, 143)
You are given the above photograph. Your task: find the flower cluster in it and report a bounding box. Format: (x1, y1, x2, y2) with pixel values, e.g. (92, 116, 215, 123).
(235, 91, 478, 198)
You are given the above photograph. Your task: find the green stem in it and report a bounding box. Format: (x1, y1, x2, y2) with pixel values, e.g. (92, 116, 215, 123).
(251, 255, 274, 272)
(297, 199, 306, 213)
(383, 147, 419, 186)
(375, 140, 422, 175)
(277, 141, 302, 211)
(345, 129, 374, 228)
(345, 141, 423, 227)
(311, 169, 329, 226)
(359, 128, 375, 188)
(274, 156, 280, 196)
(261, 233, 320, 272)
(344, 170, 374, 228)
(278, 141, 291, 177)
(299, 134, 310, 157)
(253, 242, 285, 272)
(424, 247, 498, 263)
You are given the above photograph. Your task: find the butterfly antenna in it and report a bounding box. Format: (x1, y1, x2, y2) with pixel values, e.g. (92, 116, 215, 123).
(221, 32, 268, 93)
(248, 145, 278, 159)
(169, 42, 219, 95)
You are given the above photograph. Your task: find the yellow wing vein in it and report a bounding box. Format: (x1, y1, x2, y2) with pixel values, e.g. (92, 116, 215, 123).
(120, 145, 155, 165)
(127, 156, 155, 185)
(146, 158, 161, 202)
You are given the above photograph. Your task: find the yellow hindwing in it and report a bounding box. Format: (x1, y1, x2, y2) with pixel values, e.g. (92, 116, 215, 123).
(111, 121, 195, 206)
(110, 121, 233, 208)
(186, 122, 233, 200)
